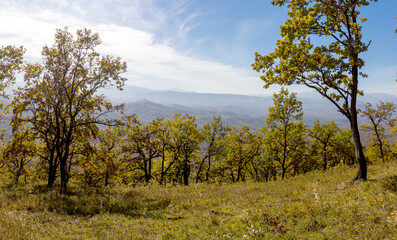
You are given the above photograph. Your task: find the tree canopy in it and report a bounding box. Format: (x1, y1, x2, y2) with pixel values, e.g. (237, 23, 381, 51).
(12, 27, 127, 193)
(253, 0, 377, 180)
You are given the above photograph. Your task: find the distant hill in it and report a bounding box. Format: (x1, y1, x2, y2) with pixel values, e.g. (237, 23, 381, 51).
(104, 86, 397, 129)
(3, 85, 396, 130)
(123, 99, 265, 129)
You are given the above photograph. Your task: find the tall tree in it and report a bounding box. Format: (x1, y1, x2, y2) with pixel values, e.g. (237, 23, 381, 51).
(12, 27, 127, 193)
(264, 121, 307, 180)
(360, 101, 395, 163)
(265, 88, 305, 180)
(253, 0, 376, 180)
(333, 128, 356, 166)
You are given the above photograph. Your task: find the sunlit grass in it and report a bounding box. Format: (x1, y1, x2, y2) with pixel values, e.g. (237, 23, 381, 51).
(1, 161, 397, 239)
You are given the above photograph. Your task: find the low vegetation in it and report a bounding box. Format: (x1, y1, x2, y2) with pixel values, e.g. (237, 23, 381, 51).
(1, 161, 396, 239)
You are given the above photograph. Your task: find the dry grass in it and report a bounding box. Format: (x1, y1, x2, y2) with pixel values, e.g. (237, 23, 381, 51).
(1, 161, 397, 239)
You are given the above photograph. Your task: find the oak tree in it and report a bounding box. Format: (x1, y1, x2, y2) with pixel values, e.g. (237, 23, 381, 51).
(1, 126, 36, 183)
(265, 88, 305, 180)
(253, 0, 376, 180)
(224, 126, 261, 182)
(360, 101, 395, 163)
(167, 113, 201, 185)
(122, 116, 162, 184)
(12, 27, 127, 193)
(0, 45, 24, 97)
(196, 116, 228, 183)
(309, 120, 339, 170)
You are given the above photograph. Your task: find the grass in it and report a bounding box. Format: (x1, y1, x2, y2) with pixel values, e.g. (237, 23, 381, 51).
(1, 162, 397, 239)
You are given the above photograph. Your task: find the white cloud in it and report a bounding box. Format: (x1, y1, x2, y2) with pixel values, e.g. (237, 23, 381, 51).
(0, 2, 271, 95)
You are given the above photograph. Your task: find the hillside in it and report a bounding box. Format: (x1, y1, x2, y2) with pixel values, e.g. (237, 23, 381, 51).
(1, 161, 397, 239)
(105, 86, 397, 129)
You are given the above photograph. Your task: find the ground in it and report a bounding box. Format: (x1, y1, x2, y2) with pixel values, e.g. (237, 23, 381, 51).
(1, 161, 397, 239)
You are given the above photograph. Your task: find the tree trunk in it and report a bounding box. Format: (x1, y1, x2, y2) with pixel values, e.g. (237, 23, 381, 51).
(105, 170, 109, 186)
(205, 155, 211, 182)
(48, 160, 55, 187)
(350, 117, 367, 181)
(183, 156, 189, 186)
(350, 64, 367, 181)
(160, 152, 165, 185)
(374, 126, 385, 163)
(47, 154, 57, 187)
(195, 156, 206, 183)
(323, 144, 327, 170)
(60, 157, 68, 194)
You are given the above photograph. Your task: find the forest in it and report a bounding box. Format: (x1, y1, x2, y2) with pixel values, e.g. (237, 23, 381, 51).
(1, 0, 397, 239)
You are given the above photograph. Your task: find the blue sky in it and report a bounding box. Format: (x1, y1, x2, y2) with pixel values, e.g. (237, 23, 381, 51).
(0, 0, 396, 96)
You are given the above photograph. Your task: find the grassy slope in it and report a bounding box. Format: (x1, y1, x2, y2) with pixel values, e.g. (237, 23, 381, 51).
(1, 162, 397, 239)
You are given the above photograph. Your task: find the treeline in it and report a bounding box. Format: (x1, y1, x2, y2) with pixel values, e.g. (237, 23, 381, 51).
(1, 27, 396, 194)
(2, 87, 397, 189)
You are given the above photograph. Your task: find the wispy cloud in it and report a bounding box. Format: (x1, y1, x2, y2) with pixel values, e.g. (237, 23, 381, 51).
(0, 0, 268, 95)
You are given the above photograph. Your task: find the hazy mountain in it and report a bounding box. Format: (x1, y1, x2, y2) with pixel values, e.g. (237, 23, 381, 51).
(111, 86, 397, 129)
(3, 85, 395, 130)
(123, 99, 265, 129)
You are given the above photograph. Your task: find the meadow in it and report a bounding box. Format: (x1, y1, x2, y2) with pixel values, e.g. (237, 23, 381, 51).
(1, 161, 397, 239)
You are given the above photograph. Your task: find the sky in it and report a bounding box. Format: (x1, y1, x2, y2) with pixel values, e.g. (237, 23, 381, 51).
(0, 0, 396, 96)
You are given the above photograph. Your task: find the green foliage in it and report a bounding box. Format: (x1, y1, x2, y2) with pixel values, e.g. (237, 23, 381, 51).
(121, 115, 162, 185)
(1, 126, 36, 183)
(78, 126, 125, 186)
(167, 113, 202, 185)
(253, 0, 377, 180)
(11, 27, 127, 193)
(308, 120, 339, 170)
(265, 88, 307, 180)
(196, 116, 228, 183)
(223, 126, 261, 182)
(361, 101, 396, 163)
(266, 87, 303, 127)
(0, 45, 25, 97)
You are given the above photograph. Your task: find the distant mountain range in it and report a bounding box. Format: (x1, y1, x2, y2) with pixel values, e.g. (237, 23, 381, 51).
(101, 85, 397, 129)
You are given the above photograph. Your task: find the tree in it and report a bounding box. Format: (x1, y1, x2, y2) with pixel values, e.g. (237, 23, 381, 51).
(79, 126, 124, 186)
(151, 118, 173, 185)
(167, 113, 202, 185)
(264, 121, 307, 180)
(1, 126, 36, 183)
(360, 101, 395, 163)
(265, 88, 305, 180)
(196, 116, 228, 183)
(0, 45, 25, 141)
(0, 45, 25, 97)
(253, 127, 278, 182)
(253, 0, 375, 180)
(12, 27, 127, 193)
(309, 120, 339, 170)
(224, 126, 261, 182)
(122, 116, 162, 184)
(333, 128, 356, 166)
